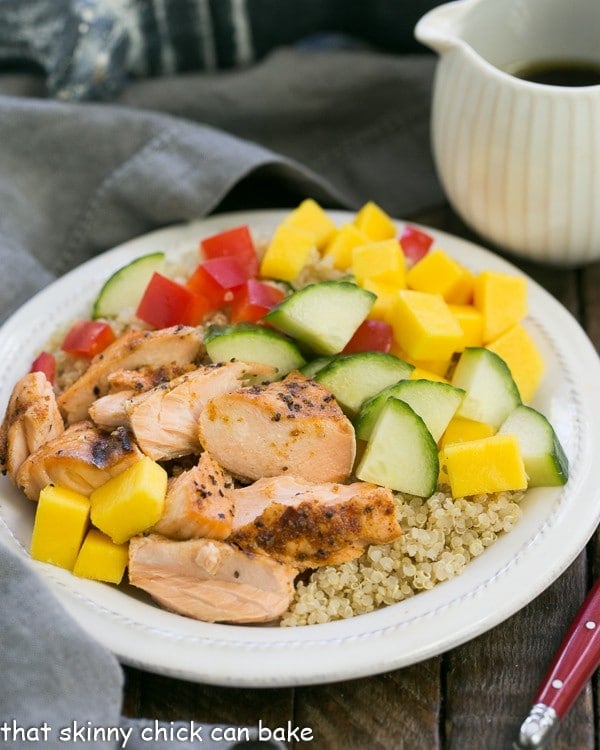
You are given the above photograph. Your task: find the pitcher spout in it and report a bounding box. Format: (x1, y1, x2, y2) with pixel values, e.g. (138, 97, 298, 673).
(414, 0, 473, 55)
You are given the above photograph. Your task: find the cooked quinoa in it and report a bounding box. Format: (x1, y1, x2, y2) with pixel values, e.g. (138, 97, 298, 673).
(281, 488, 524, 626)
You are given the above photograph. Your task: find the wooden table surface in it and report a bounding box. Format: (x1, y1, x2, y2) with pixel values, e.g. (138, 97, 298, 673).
(121, 205, 600, 750)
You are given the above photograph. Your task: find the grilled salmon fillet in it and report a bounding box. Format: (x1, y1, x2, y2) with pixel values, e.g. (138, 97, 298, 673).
(16, 420, 143, 500)
(126, 361, 274, 461)
(152, 452, 235, 540)
(57, 325, 204, 423)
(198, 372, 356, 483)
(230, 475, 401, 569)
(128, 534, 299, 623)
(0, 372, 64, 480)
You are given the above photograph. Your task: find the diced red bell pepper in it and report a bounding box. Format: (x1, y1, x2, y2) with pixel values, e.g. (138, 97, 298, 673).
(342, 319, 393, 354)
(400, 225, 434, 265)
(29, 351, 56, 384)
(61, 320, 116, 358)
(200, 225, 260, 277)
(136, 272, 211, 328)
(186, 257, 250, 308)
(230, 279, 285, 323)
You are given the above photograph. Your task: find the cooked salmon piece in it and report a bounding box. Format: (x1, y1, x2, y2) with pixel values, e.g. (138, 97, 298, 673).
(230, 475, 401, 569)
(128, 534, 298, 623)
(57, 325, 204, 423)
(152, 452, 235, 540)
(90, 363, 201, 429)
(106, 363, 196, 393)
(126, 361, 274, 461)
(15, 420, 143, 500)
(198, 372, 356, 483)
(88, 389, 135, 429)
(0, 372, 64, 480)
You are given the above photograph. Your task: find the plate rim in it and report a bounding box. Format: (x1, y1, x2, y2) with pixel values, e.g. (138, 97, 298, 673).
(0, 209, 598, 687)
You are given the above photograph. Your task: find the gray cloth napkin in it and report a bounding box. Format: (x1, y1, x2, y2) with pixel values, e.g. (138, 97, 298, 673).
(0, 47, 441, 323)
(0, 46, 442, 748)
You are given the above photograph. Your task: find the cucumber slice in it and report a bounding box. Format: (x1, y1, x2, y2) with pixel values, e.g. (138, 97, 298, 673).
(204, 323, 305, 381)
(314, 352, 414, 417)
(356, 378, 465, 442)
(499, 404, 569, 487)
(356, 398, 439, 497)
(300, 356, 334, 379)
(92, 252, 165, 319)
(263, 280, 376, 355)
(451, 347, 521, 428)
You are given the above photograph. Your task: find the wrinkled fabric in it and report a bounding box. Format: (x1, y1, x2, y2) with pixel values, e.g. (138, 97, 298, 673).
(0, 47, 441, 325)
(0, 0, 439, 99)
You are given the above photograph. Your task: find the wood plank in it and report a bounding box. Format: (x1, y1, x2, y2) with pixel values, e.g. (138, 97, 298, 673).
(444, 555, 593, 749)
(294, 661, 441, 749)
(580, 261, 600, 350)
(121, 666, 142, 717)
(127, 670, 293, 729)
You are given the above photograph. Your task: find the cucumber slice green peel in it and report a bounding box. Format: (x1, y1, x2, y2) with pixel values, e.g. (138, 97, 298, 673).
(356, 378, 465, 442)
(356, 397, 439, 498)
(451, 347, 521, 428)
(92, 252, 165, 319)
(314, 351, 414, 417)
(263, 280, 376, 356)
(204, 323, 306, 381)
(499, 404, 569, 487)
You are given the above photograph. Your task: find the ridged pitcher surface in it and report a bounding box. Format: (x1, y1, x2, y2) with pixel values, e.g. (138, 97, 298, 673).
(416, 0, 600, 266)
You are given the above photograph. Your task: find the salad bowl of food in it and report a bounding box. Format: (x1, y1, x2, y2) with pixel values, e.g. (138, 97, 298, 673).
(0, 203, 597, 687)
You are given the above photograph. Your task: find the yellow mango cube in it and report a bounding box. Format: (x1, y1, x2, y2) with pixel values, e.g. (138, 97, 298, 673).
(351, 239, 406, 286)
(354, 201, 397, 241)
(439, 415, 496, 449)
(439, 412, 493, 481)
(449, 304, 484, 348)
(73, 529, 129, 584)
(409, 358, 451, 377)
(407, 249, 474, 304)
(473, 270, 528, 343)
(409, 366, 450, 383)
(441, 433, 528, 497)
(391, 342, 451, 377)
(30, 485, 90, 570)
(323, 224, 369, 271)
(389, 289, 464, 361)
(361, 278, 400, 321)
(90, 457, 168, 544)
(281, 198, 337, 249)
(486, 323, 545, 402)
(259, 224, 316, 282)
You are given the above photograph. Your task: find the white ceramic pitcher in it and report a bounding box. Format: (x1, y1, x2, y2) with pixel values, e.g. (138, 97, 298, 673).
(415, 0, 600, 266)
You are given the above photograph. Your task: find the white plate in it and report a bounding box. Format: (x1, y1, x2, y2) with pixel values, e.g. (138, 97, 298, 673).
(0, 210, 598, 688)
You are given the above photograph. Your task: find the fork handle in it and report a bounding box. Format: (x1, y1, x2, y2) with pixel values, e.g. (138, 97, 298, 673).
(517, 579, 600, 748)
(535, 578, 600, 717)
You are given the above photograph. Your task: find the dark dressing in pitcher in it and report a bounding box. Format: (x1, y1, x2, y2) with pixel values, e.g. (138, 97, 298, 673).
(510, 59, 600, 86)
